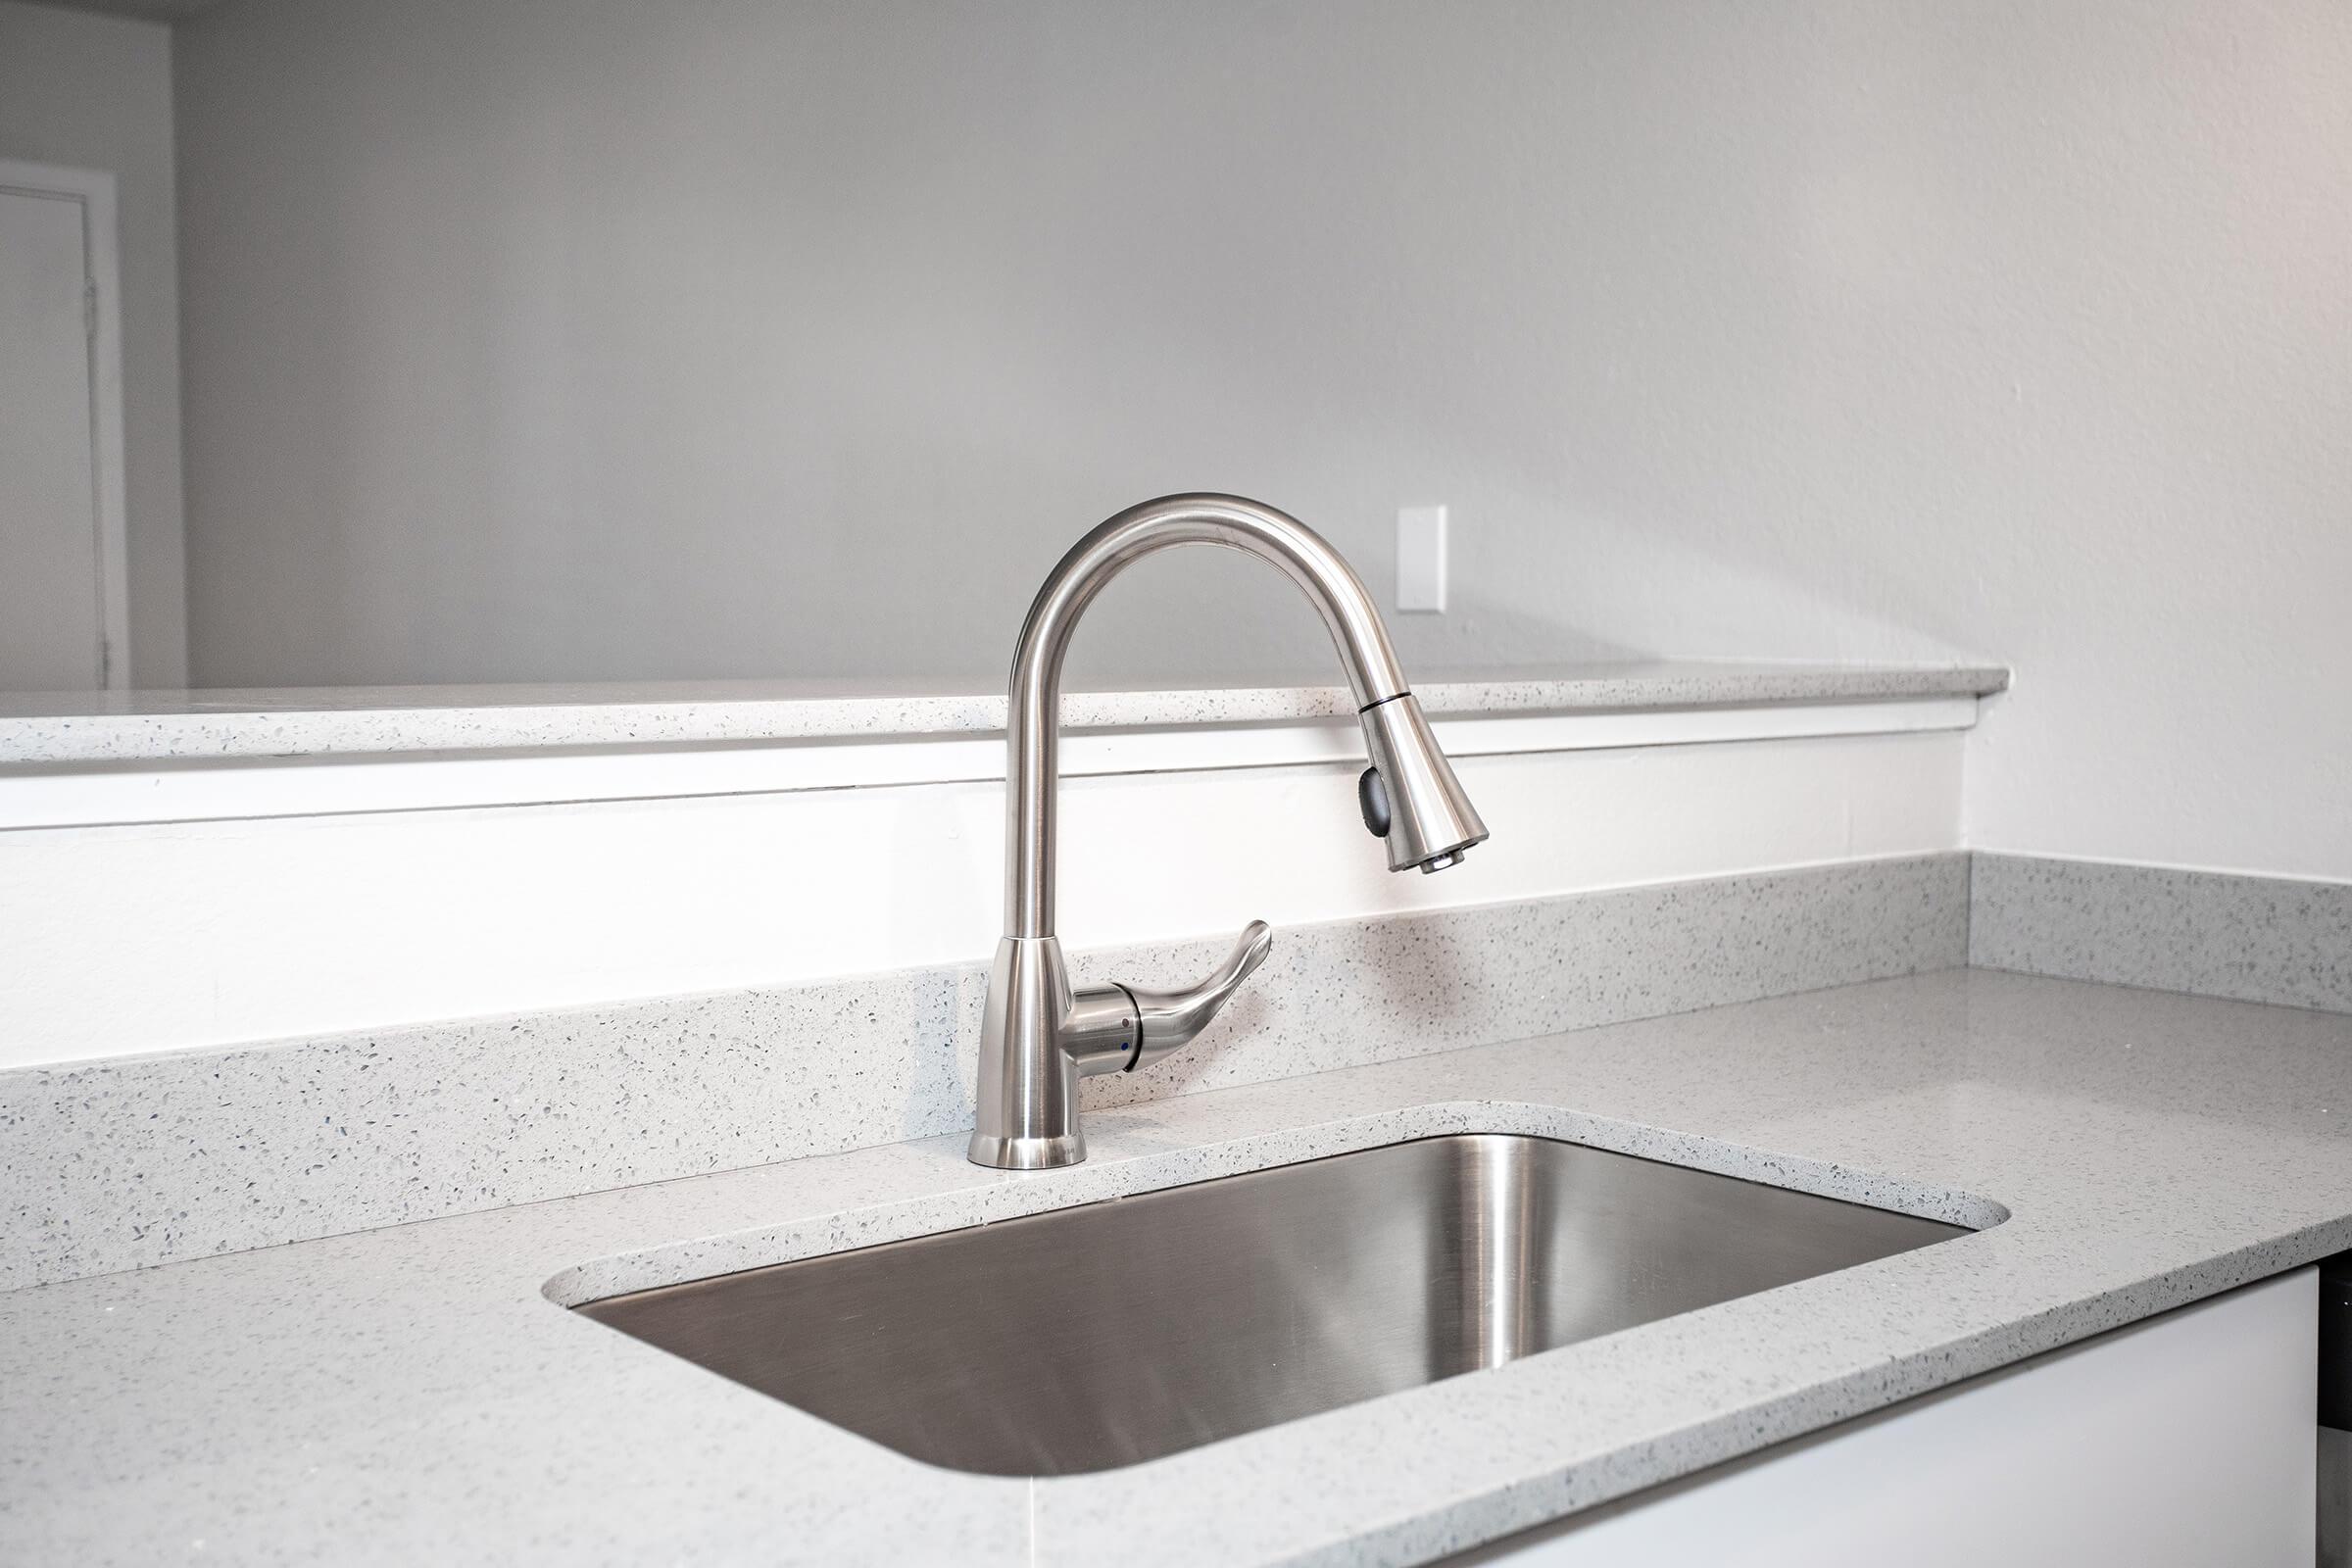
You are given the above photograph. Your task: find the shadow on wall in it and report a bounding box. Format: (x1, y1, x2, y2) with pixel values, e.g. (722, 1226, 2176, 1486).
(171, 0, 2046, 687)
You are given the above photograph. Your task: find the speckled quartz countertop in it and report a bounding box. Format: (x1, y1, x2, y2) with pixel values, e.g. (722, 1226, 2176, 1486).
(0, 661, 2006, 763)
(5, 966, 2344, 1565)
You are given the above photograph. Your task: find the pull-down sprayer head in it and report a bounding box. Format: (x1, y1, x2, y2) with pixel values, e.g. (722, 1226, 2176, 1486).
(1356, 691, 1488, 872)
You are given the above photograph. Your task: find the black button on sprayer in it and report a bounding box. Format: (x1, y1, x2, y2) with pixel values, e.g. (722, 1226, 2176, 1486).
(1357, 765, 1391, 838)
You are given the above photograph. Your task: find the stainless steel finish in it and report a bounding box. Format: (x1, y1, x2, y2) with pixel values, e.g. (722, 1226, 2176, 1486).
(577, 1133, 1967, 1477)
(1359, 691, 1488, 873)
(1126, 918, 1272, 1071)
(971, 494, 1491, 1168)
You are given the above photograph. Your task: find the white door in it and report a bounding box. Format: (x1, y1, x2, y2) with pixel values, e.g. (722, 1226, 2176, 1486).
(0, 163, 126, 692)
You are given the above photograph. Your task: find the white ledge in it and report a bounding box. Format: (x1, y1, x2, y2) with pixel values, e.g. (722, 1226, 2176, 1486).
(0, 661, 2007, 767)
(0, 679, 1995, 831)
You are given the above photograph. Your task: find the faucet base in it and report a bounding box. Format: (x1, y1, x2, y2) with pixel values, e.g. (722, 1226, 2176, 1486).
(968, 936, 1085, 1170)
(967, 1130, 1087, 1169)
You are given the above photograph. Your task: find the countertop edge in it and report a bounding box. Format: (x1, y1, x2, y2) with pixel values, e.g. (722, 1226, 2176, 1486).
(0, 662, 2010, 764)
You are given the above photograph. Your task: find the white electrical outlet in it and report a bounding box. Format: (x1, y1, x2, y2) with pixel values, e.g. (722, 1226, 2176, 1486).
(1396, 505, 1447, 612)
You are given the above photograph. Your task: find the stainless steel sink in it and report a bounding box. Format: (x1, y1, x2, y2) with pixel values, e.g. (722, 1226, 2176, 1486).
(575, 1134, 1968, 1476)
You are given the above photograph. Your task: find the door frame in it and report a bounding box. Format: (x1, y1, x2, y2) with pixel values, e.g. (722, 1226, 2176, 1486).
(0, 158, 130, 689)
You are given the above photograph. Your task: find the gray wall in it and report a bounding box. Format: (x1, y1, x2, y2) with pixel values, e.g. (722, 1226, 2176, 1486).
(0, 0, 187, 686)
(176, 0, 1989, 692)
(173, 1, 2351, 876)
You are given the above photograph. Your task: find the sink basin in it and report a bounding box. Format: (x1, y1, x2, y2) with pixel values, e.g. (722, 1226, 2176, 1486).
(575, 1133, 1968, 1476)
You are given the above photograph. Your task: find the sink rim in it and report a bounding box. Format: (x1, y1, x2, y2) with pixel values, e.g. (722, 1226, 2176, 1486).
(544, 1101, 2010, 1311)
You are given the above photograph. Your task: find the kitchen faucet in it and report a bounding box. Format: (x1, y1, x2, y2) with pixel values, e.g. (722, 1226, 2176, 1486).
(968, 494, 1490, 1169)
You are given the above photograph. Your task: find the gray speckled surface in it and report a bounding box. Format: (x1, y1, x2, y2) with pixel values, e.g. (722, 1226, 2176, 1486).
(1972, 853, 2352, 1013)
(0, 855, 1965, 1292)
(4, 968, 2348, 1566)
(0, 662, 2007, 763)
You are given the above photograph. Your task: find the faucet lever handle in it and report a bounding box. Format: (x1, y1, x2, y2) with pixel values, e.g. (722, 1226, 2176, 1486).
(1120, 920, 1272, 1071)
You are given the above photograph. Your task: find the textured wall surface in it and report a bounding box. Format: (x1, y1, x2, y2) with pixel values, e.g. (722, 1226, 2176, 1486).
(1972, 855, 2352, 1015)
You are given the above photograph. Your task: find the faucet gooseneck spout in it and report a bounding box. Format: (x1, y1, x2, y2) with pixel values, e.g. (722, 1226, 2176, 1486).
(968, 494, 1489, 1169)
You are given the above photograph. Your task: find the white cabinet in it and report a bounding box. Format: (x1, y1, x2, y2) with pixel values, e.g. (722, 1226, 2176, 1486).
(1463, 1268, 2316, 1567)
